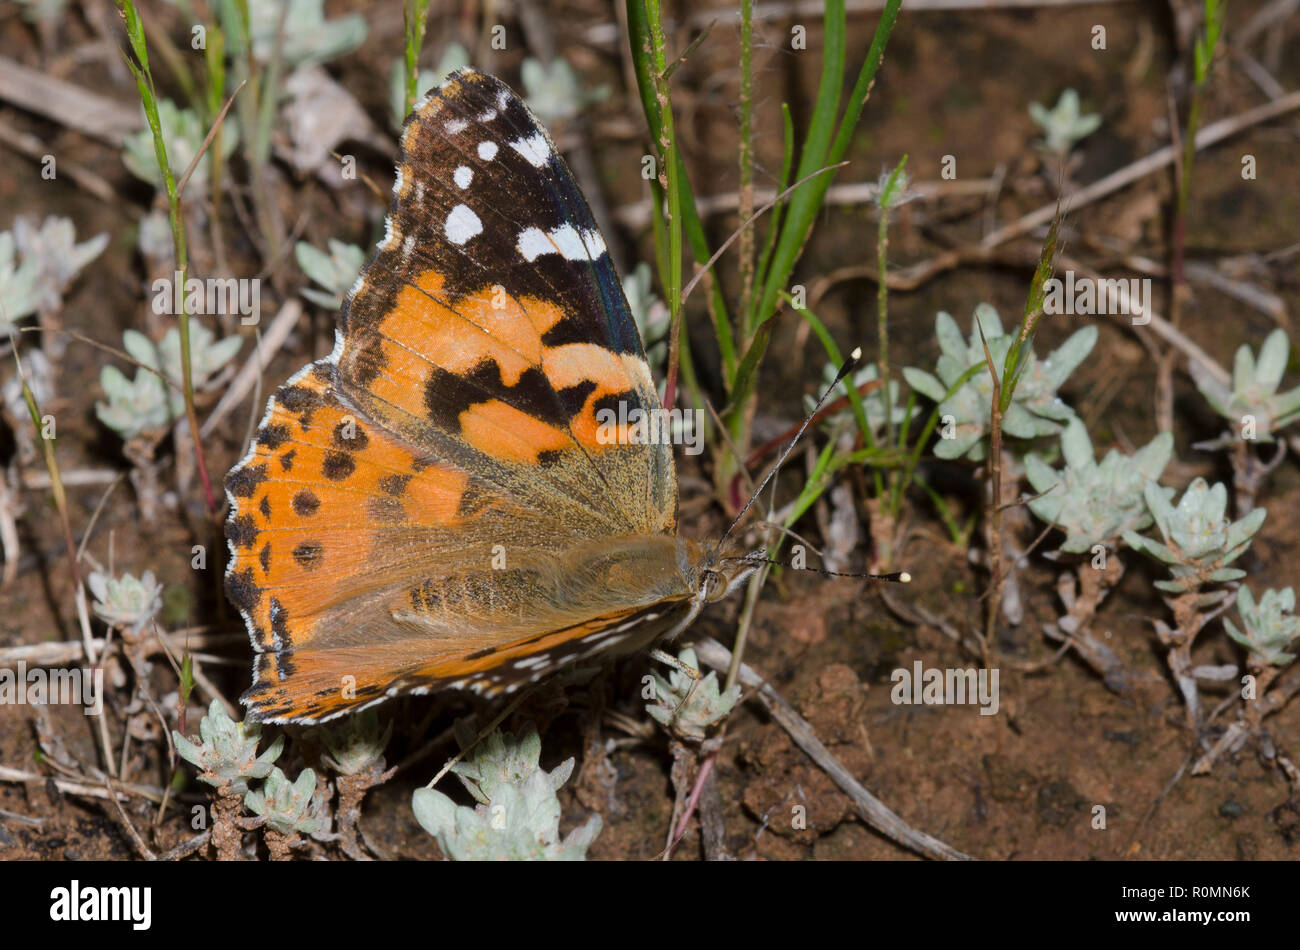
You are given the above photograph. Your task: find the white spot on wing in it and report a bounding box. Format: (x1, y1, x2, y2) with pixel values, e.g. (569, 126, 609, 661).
(445, 118, 468, 135)
(478, 109, 497, 122)
(478, 141, 498, 161)
(445, 204, 482, 245)
(454, 166, 473, 189)
(508, 132, 550, 168)
(516, 223, 603, 262)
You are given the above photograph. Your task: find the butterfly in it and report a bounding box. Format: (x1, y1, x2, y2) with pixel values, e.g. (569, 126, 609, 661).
(225, 69, 756, 724)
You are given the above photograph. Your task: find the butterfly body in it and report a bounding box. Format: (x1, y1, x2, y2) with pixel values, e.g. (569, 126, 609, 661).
(225, 70, 750, 724)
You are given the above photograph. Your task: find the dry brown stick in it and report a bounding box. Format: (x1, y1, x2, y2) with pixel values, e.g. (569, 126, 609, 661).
(693, 637, 972, 861)
(615, 178, 994, 231)
(0, 765, 164, 803)
(0, 629, 241, 668)
(0, 55, 141, 146)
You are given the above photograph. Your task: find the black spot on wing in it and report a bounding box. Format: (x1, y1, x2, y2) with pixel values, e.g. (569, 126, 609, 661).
(292, 490, 320, 517)
(322, 451, 355, 481)
(423, 361, 567, 432)
(226, 567, 261, 612)
(292, 542, 323, 570)
(227, 463, 268, 499)
(228, 514, 258, 549)
(257, 424, 291, 450)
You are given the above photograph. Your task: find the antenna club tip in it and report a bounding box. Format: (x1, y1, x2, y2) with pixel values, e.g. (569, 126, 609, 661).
(899, 572, 912, 583)
(849, 346, 862, 361)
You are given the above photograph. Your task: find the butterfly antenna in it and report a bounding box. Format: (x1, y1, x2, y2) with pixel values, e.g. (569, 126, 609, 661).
(721, 555, 911, 584)
(713, 347, 862, 557)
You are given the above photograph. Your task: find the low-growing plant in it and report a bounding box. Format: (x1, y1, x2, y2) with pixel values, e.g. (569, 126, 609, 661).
(646, 647, 742, 742)
(1124, 479, 1266, 732)
(1190, 328, 1300, 513)
(1024, 418, 1173, 691)
(320, 711, 395, 860)
(244, 767, 331, 859)
(902, 305, 1096, 463)
(174, 700, 284, 860)
(412, 721, 601, 861)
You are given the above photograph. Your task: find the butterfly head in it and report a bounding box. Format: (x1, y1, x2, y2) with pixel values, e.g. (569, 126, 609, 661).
(678, 537, 760, 606)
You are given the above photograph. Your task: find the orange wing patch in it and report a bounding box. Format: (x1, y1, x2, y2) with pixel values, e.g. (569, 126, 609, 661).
(225, 361, 477, 658)
(341, 269, 655, 465)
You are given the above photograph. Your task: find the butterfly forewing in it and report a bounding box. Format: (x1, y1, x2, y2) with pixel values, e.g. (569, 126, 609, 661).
(339, 69, 675, 536)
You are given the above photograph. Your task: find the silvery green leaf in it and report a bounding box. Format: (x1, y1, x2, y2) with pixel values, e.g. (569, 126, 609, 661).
(411, 787, 457, 839)
(0, 240, 42, 326)
(1041, 325, 1098, 390)
(321, 709, 391, 776)
(173, 733, 203, 768)
(1255, 329, 1288, 392)
(934, 431, 980, 460)
(245, 766, 326, 836)
(1001, 403, 1040, 439)
(1022, 452, 1060, 496)
(123, 329, 160, 370)
(934, 353, 969, 387)
(1189, 359, 1230, 417)
(902, 367, 946, 404)
(1142, 480, 1176, 541)
(1028, 396, 1075, 422)
(934, 310, 965, 359)
(1133, 431, 1174, 479)
(1154, 578, 1189, 593)
(1236, 585, 1256, 615)
(11, 216, 108, 310)
(1225, 506, 1267, 551)
(1122, 530, 1171, 563)
(296, 239, 364, 310)
(645, 648, 741, 740)
(1232, 341, 1255, 391)
(300, 287, 340, 310)
(248, 0, 366, 69)
(1207, 567, 1246, 583)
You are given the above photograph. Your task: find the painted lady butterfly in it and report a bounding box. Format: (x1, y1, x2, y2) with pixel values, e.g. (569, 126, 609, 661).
(225, 69, 756, 724)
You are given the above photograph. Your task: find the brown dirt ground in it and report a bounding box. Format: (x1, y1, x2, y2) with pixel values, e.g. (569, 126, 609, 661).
(1, 0, 1298, 861)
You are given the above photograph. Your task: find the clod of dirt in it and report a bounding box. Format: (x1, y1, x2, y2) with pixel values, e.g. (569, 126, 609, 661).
(1036, 778, 1087, 827)
(982, 753, 1036, 806)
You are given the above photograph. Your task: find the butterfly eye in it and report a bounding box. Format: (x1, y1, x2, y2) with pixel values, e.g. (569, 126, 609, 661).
(701, 569, 726, 601)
